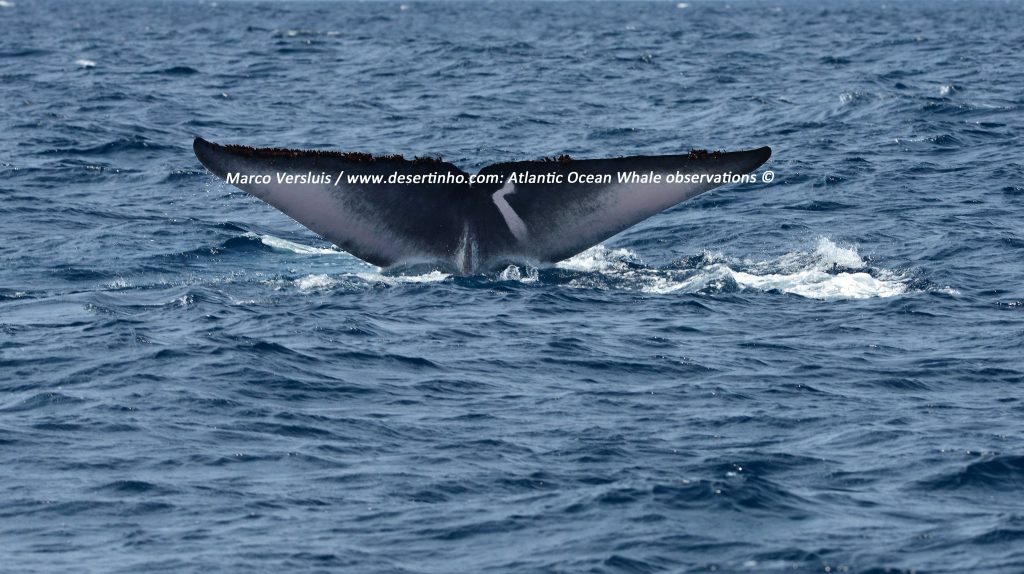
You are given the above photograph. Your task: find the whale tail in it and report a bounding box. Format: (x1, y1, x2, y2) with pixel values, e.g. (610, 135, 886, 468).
(193, 137, 771, 273)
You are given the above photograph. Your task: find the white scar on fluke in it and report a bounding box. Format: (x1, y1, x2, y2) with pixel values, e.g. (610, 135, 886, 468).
(492, 179, 529, 243)
(453, 222, 479, 275)
(192, 137, 771, 274)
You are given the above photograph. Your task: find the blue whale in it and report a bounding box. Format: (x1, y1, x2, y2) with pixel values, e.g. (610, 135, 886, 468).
(193, 137, 771, 274)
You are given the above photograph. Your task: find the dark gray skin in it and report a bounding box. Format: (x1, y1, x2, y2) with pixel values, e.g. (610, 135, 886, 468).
(193, 137, 771, 274)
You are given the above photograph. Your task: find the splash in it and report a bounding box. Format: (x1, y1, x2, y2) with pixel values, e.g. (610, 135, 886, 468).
(499, 265, 539, 282)
(556, 245, 643, 273)
(649, 266, 906, 300)
(260, 232, 928, 301)
(557, 238, 916, 301)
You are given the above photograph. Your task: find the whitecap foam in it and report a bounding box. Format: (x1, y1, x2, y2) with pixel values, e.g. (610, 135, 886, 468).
(294, 274, 337, 292)
(291, 270, 451, 292)
(355, 270, 450, 285)
(0, 1, 15, 8)
(106, 278, 133, 290)
(75, 59, 96, 68)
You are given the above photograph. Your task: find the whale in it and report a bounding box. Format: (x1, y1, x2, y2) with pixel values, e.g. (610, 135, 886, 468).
(193, 137, 771, 274)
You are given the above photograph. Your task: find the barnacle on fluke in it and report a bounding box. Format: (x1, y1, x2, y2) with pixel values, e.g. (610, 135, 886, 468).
(537, 154, 573, 164)
(221, 144, 445, 164)
(687, 149, 724, 160)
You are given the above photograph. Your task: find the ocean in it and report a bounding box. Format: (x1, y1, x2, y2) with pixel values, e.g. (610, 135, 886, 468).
(1, 0, 1023, 571)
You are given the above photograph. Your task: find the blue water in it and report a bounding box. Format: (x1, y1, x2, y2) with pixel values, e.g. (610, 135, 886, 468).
(2, 0, 1023, 571)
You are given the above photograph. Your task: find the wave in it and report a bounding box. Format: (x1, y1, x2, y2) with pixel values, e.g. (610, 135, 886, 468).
(144, 66, 199, 75)
(918, 455, 1024, 490)
(250, 232, 338, 255)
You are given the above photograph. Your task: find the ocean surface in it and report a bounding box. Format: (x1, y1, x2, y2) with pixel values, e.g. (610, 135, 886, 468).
(2, 0, 1023, 571)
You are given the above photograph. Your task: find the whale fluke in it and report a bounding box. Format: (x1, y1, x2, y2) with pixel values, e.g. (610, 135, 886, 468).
(193, 137, 771, 274)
